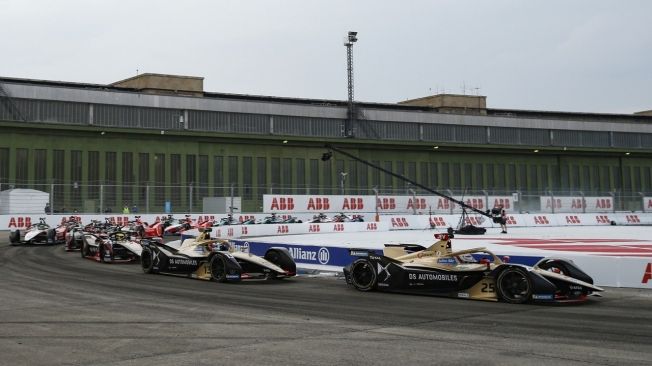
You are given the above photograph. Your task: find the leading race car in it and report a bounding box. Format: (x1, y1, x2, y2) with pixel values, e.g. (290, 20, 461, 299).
(343, 233, 604, 304)
(9, 218, 56, 245)
(140, 228, 296, 282)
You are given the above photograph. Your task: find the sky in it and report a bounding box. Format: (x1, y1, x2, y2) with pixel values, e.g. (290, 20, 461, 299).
(2, 0, 651, 114)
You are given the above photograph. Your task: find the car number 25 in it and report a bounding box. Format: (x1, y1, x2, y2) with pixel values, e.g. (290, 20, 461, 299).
(481, 282, 495, 293)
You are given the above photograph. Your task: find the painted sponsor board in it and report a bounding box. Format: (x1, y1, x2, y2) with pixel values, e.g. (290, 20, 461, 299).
(540, 196, 614, 213)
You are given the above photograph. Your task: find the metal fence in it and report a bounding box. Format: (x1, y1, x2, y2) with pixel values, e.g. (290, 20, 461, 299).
(1, 182, 649, 214)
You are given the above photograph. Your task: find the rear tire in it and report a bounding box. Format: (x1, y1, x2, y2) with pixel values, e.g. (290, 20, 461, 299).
(9, 230, 20, 245)
(209, 255, 228, 282)
(349, 259, 377, 292)
(47, 229, 56, 244)
(496, 267, 532, 304)
(141, 247, 155, 274)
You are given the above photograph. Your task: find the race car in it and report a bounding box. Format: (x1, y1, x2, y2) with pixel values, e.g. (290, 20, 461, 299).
(343, 233, 604, 304)
(64, 222, 85, 251)
(9, 218, 56, 245)
(140, 228, 296, 282)
(80, 230, 142, 263)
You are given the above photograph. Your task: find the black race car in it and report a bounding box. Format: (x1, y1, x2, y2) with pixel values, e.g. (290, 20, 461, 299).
(140, 229, 296, 282)
(343, 233, 604, 304)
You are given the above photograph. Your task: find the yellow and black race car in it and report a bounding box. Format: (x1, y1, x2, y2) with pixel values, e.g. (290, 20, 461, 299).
(343, 234, 604, 304)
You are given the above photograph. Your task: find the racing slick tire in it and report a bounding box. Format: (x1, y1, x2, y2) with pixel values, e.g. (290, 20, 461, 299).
(81, 240, 89, 258)
(209, 254, 228, 283)
(47, 229, 56, 244)
(98, 244, 106, 263)
(496, 267, 533, 304)
(349, 259, 378, 292)
(141, 247, 156, 274)
(9, 230, 20, 245)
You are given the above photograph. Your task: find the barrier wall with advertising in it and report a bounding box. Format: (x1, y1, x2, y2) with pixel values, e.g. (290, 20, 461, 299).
(263, 194, 516, 214)
(539, 196, 614, 213)
(2, 212, 652, 231)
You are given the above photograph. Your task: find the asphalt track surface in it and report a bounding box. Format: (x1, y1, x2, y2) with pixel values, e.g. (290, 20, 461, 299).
(1, 232, 651, 366)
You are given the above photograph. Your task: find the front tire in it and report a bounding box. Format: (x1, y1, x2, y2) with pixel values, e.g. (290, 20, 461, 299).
(496, 267, 532, 304)
(141, 247, 155, 274)
(9, 230, 20, 245)
(349, 259, 377, 292)
(47, 229, 56, 244)
(209, 255, 228, 283)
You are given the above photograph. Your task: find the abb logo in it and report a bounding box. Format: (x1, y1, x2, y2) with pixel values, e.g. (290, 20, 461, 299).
(437, 199, 455, 210)
(545, 198, 562, 209)
(197, 215, 215, 222)
(464, 217, 484, 226)
(429, 217, 446, 227)
(270, 197, 295, 210)
(566, 215, 581, 224)
(239, 215, 255, 222)
(7, 217, 32, 229)
(227, 228, 234, 237)
(376, 198, 396, 210)
(595, 198, 611, 209)
(493, 198, 511, 209)
(465, 198, 484, 210)
(240, 226, 249, 235)
(309, 224, 321, 233)
(61, 216, 82, 224)
(643, 263, 652, 284)
(505, 216, 517, 225)
(307, 198, 330, 211)
(626, 215, 641, 224)
(648, 199, 652, 209)
(277, 225, 289, 234)
(533, 216, 550, 225)
(570, 199, 586, 209)
(391, 217, 410, 228)
(366, 222, 378, 230)
(342, 197, 364, 210)
(595, 215, 611, 224)
(407, 198, 427, 210)
(333, 223, 345, 232)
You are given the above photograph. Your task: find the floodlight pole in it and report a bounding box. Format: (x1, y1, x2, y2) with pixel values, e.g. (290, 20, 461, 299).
(344, 31, 357, 138)
(324, 144, 492, 219)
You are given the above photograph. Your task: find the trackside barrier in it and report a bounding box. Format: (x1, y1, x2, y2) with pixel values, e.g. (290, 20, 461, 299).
(3, 213, 652, 231)
(229, 240, 652, 289)
(182, 221, 388, 240)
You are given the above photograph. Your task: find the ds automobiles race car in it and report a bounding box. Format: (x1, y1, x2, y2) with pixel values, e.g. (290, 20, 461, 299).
(343, 234, 604, 304)
(140, 229, 296, 282)
(9, 218, 57, 245)
(80, 230, 143, 263)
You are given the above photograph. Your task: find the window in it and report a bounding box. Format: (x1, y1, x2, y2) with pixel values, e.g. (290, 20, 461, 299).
(430, 162, 439, 189)
(359, 163, 368, 194)
(282, 158, 292, 194)
(170, 154, 181, 209)
(348, 160, 358, 195)
(154, 153, 165, 204)
(72, 150, 83, 209)
(198, 155, 208, 202)
(271, 158, 280, 193)
(296, 158, 305, 194)
(336, 159, 345, 194)
(213, 156, 224, 196)
(371, 160, 381, 191)
(243, 156, 253, 199)
(474, 164, 483, 190)
(88, 151, 100, 199)
(34, 149, 47, 185)
(257, 157, 267, 198)
(486, 164, 494, 191)
(15, 148, 28, 187)
(420, 162, 429, 189)
(383, 161, 393, 191)
(441, 163, 450, 190)
(57, 150, 69, 209)
(0, 148, 8, 190)
(451, 163, 461, 191)
(139, 153, 149, 205)
(229, 156, 239, 196)
(496, 164, 505, 192)
(122, 152, 133, 206)
(309, 159, 319, 194)
(322, 158, 332, 194)
(105, 152, 117, 207)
